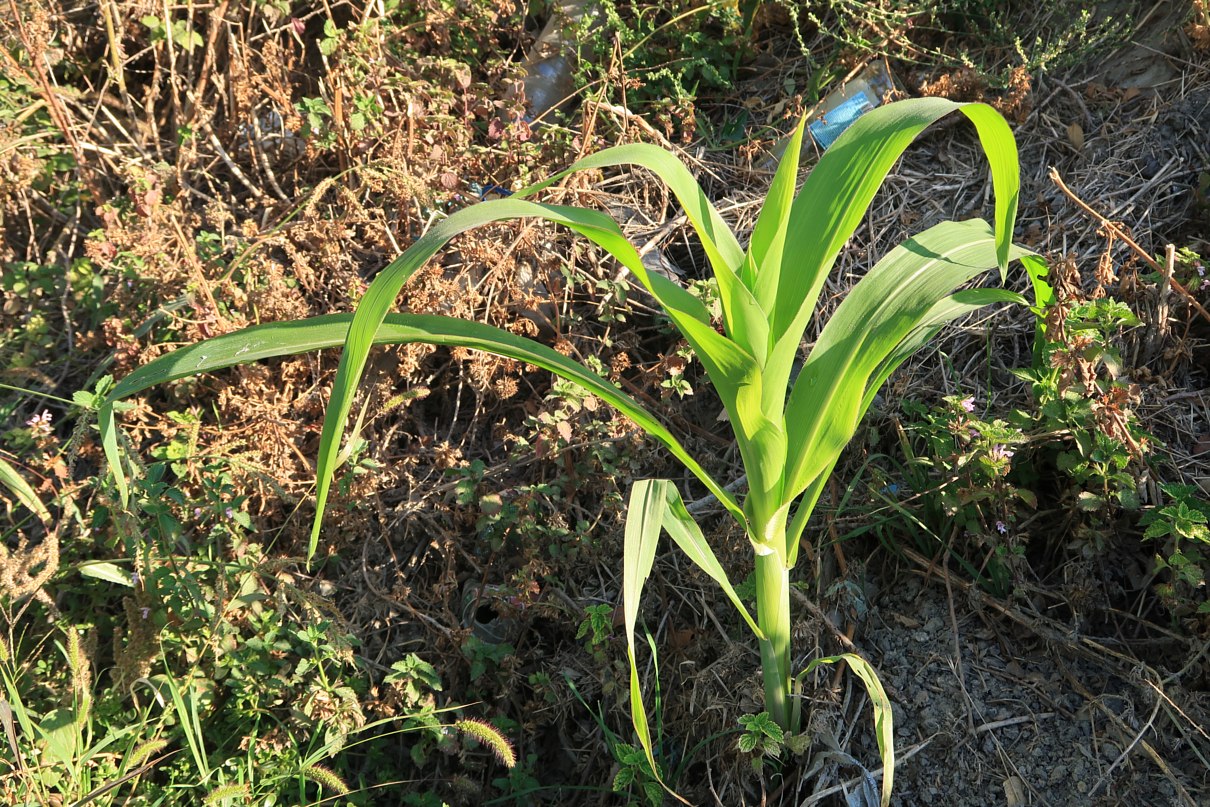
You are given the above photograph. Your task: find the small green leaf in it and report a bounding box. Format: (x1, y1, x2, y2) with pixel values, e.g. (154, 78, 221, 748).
(77, 561, 134, 587)
(1077, 491, 1105, 511)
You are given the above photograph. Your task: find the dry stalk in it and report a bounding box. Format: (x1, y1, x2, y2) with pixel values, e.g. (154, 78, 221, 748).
(1048, 167, 1210, 327)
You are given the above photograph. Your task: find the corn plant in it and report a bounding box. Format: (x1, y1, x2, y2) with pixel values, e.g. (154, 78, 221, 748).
(96, 98, 1034, 803)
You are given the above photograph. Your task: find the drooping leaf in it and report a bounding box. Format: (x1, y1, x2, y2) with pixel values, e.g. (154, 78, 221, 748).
(782, 220, 1027, 507)
(622, 480, 677, 801)
(311, 198, 773, 560)
(763, 99, 1020, 415)
(656, 482, 762, 638)
(0, 456, 51, 524)
(98, 312, 742, 557)
(799, 654, 895, 807)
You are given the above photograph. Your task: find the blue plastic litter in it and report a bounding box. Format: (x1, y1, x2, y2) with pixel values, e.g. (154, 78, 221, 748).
(467, 181, 513, 201)
(808, 91, 877, 149)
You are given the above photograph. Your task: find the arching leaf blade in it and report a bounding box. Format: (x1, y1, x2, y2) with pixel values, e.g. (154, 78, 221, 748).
(315, 198, 749, 562)
(764, 99, 1021, 411)
(782, 220, 1024, 505)
(98, 310, 744, 553)
(513, 143, 771, 363)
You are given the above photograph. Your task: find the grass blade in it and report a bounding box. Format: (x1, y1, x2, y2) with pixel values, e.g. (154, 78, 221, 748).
(0, 456, 51, 524)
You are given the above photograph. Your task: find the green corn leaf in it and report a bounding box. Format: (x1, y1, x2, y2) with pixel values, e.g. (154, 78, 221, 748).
(764, 98, 1020, 415)
(513, 143, 772, 366)
(654, 481, 762, 639)
(515, 143, 744, 273)
(309, 197, 772, 558)
(784, 284, 1027, 561)
(97, 312, 742, 556)
(310, 198, 752, 560)
(782, 219, 1023, 510)
(622, 480, 675, 801)
(861, 286, 1029, 420)
(1019, 254, 1054, 365)
(799, 654, 895, 807)
(747, 116, 806, 330)
(1020, 254, 1053, 309)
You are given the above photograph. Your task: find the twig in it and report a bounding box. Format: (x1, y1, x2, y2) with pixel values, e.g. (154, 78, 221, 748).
(901, 545, 1201, 807)
(1048, 167, 1210, 326)
(1087, 691, 1163, 801)
(1059, 659, 1196, 807)
(206, 127, 267, 201)
(797, 736, 935, 806)
(2, 1, 105, 201)
(596, 101, 677, 152)
(974, 712, 1056, 735)
(686, 474, 747, 515)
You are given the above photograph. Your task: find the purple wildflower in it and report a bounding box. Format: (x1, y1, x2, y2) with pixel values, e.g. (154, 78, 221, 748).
(959, 397, 976, 413)
(990, 444, 1015, 462)
(25, 410, 52, 436)
(995, 520, 1008, 535)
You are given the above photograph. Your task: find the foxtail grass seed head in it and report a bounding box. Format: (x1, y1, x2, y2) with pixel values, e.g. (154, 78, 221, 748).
(66, 628, 92, 716)
(203, 783, 251, 805)
(302, 764, 350, 795)
(127, 737, 169, 767)
(456, 718, 516, 768)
